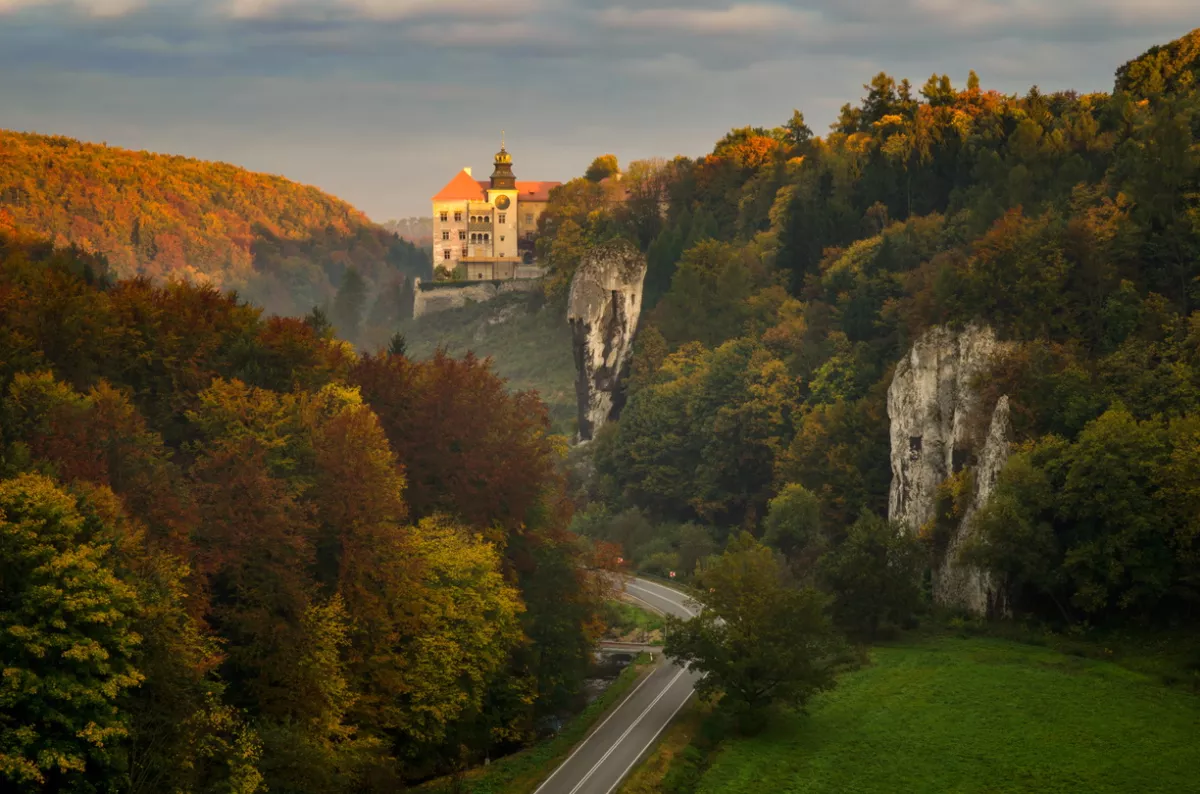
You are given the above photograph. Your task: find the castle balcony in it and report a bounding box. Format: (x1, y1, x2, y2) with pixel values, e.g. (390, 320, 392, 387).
(468, 219, 493, 232)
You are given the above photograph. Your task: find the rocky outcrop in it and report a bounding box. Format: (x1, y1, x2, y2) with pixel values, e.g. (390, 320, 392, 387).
(887, 324, 1012, 616)
(411, 274, 544, 319)
(935, 395, 1011, 615)
(567, 239, 648, 441)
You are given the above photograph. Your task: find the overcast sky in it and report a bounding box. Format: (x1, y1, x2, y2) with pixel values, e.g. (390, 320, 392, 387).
(0, 1, 1194, 220)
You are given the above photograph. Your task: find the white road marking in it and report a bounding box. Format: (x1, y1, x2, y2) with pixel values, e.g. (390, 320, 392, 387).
(625, 582, 696, 617)
(566, 666, 689, 794)
(601, 686, 696, 794)
(620, 590, 668, 616)
(534, 577, 701, 794)
(531, 663, 661, 794)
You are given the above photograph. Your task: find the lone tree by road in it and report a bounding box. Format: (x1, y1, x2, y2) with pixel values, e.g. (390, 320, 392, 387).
(663, 533, 847, 733)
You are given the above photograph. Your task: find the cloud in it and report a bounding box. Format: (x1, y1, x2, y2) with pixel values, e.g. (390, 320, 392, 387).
(596, 4, 820, 35)
(0, 0, 146, 14)
(0, 0, 1195, 218)
(225, 0, 540, 20)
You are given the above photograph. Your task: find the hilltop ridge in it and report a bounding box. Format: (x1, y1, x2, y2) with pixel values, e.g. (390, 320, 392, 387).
(0, 129, 429, 331)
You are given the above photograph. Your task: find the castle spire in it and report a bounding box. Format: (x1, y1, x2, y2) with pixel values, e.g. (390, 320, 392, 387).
(491, 133, 515, 189)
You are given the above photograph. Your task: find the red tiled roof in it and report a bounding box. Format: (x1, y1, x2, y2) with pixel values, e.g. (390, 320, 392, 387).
(516, 180, 561, 202)
(432, 169, 487, 201)
(432, 171, 561, 203)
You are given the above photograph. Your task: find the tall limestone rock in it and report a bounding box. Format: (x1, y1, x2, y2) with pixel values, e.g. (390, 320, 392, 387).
(567, 239, 648, 442)
(888, 324, 1013, 616)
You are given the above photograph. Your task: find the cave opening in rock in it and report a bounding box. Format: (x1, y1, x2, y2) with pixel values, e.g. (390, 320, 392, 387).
(909, 436, 922, 461)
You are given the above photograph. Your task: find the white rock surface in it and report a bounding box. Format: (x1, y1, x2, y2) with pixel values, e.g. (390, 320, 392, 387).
(411, 276, 542, 319)
(567, 239, 648, 441)
(887, 324, 1012, 616)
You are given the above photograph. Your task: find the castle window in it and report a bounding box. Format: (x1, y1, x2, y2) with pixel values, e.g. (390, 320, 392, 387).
(454, 211, 462, 222)
(458, 230, 466, 240)
(440, 211, 448, 222)
(443, 249, 450, 260)
(525, 214, 533, 224)
(461, 246, 468, 256)
(908, 437, 922, 461)
(483, 233, 490, 241)
(442, 230, 449, 240)
(500, 236, 505, 242)
(499, 213, 506, 224)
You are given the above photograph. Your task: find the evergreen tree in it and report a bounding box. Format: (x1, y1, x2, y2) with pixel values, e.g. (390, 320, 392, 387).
(331, 267, 367, 343)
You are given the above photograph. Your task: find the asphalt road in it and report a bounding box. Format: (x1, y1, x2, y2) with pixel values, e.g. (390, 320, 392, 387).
(533, 577, 702, 794)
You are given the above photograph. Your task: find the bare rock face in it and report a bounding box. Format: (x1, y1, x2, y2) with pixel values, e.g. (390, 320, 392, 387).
(567, 239, 648, 441)
(887, 324, 1012, 616)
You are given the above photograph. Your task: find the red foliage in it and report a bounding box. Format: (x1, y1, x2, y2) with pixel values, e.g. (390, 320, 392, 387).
(190, 438, 316, 717)
(351, 350, 561, 541)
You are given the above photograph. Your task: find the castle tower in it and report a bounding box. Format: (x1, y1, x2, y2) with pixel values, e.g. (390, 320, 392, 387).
(490, 133, 516, 190)
(486, 133, 519, 264)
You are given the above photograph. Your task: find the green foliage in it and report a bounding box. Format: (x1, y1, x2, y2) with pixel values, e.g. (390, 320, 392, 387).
(602, 600, 665, 637)
(330, 267, 368, 343)
(762, 484, 824, 571)
(0, 474, 143, 790)
(387, 331, 407, 358)
(584, 154, 620, 183)
(654, 241, 766, 349)
(0, 234, 600, 789)
(970, 406, 1193, 622)
(602, 339, 797, 526)
(816, 510, 924, 639)
(417, 654, 652, 794)
(664, 535, 846, 732)
(571, 27, 1200, 640)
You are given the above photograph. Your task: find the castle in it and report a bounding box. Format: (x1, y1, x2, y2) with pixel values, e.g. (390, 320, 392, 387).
(431, 138, 561, 281)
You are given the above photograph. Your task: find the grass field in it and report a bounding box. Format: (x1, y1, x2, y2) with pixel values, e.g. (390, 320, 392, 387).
(695, 636, 1200, 794)
(419, 653, 653, 794)
(605, 600, 667, 633)
(399, 293, 577, 434)
(604, 600, 667, 644)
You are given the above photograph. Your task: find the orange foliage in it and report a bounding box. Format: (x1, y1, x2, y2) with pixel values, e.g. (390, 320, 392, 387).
(0, 129, 427, 318)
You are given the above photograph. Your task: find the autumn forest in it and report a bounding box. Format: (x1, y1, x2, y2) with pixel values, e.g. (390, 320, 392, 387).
(3, 21, 1200, 794)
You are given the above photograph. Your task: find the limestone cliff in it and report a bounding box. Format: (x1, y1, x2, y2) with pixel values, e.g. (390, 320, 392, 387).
(411, 275, 543, 319)
(567, 239, 648, 441)
(887, 324, 1012, 616)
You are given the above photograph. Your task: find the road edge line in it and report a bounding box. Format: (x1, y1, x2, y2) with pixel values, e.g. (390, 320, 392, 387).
(531, 654, 662, 794)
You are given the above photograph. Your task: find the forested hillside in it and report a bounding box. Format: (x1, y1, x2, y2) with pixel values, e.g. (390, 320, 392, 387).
(0, 130, 429, 337)
(556, 28, 1200, 631)
(0, 232, 604, 792)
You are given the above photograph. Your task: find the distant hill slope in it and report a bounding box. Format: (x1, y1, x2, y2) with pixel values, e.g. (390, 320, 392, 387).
(0, 130, 430, 324)
(382, 216, 434, 248)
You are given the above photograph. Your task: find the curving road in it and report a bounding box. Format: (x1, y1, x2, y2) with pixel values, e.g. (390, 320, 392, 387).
(533, 577, 702, 794)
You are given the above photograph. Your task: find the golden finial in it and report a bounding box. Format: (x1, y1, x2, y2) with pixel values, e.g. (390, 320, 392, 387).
(501, 130, 506, 150)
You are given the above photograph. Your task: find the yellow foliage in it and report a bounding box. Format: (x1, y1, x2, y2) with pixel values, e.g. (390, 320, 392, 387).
(396, 515, 524, 745)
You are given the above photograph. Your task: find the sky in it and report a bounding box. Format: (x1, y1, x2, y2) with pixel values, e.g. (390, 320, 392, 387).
(0, 1, 1195, 220)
